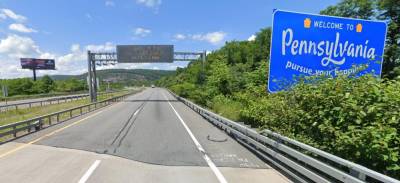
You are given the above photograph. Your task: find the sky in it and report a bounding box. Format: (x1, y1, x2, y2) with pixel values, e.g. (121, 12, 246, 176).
(0, 0, 340, 79)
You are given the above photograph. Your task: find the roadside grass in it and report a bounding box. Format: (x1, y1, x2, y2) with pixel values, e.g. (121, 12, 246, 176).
(0, 91, 86, 103)
(0, 90, 135, 126)
(210, 95, 242, 121)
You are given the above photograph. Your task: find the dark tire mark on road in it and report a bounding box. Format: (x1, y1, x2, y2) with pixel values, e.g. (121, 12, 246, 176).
(109, 91, 154, 153)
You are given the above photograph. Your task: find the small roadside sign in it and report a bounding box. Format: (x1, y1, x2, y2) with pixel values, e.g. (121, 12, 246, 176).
(2, 85, 8, 97)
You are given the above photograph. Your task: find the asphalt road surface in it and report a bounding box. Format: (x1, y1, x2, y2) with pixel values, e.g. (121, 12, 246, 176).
(0, 88, 291, 183)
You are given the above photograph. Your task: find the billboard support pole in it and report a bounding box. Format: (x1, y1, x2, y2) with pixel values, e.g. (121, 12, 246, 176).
(32, 69, 37, 81)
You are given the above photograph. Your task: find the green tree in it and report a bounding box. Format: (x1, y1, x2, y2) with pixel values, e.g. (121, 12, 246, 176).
(7, 78, 34, 95)
(56, 78, 85, 92)
(320, 0, 375, 19)
(377, 0, 400, 78)
(33, 75, 55, 93)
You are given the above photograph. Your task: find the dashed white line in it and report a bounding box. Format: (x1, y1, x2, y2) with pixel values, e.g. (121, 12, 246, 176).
(78, 160, 101, 183)
(162, 92, 228, 183)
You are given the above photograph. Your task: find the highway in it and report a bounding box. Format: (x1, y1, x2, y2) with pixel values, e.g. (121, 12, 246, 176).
(0, 88, 291, 183)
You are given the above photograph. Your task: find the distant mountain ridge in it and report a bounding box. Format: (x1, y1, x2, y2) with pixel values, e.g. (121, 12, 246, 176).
(49, 69, 175, 85)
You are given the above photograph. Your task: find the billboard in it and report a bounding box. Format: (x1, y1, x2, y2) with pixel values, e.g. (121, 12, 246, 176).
(20, 58, 56, 70)
(117, 45, 174, 63)
(268, 10, 387, 92)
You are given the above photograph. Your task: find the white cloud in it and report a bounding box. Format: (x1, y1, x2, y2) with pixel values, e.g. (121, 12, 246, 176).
(0, 34, 40, 58)
(248, 34, 256, 41)
(86, 42, 115, 52)
(173, 34, 186, 40)
(136, 0, 162, 8)
(174, 31, 227, 45)
(9, 23, 37, 33)
(0, 13, 6, 19)
(105, 1, 115, 7)
(0, 38, 116, 78)
(0, 35, 41, 78)
(0, 9, 27, 22)
(134, 27, 151, 37)
(0, 35, 186, 79)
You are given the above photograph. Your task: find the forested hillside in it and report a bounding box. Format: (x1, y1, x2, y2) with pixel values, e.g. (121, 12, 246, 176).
(157, 0, 400, 179)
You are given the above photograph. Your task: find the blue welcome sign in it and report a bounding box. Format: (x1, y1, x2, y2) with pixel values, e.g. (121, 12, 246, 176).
(268, 10, 387, 92)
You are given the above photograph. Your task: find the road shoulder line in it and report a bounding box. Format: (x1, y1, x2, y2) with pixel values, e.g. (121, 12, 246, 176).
(162, 92, 228, 183)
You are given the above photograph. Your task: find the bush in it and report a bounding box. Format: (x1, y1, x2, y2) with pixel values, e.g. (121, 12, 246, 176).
(210, 95, 242, 121)
(241, 75, 400, 178)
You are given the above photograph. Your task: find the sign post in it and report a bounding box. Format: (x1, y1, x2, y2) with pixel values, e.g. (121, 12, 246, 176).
(268, 10, 388, 93)
(2, 85, 8, 105)
(2, 85, 8, 97)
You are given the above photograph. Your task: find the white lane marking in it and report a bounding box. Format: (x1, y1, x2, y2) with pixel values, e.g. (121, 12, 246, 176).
(162, 92, 228, 183)
(78, 160, 101, 183)
(134, 108, 141, 116)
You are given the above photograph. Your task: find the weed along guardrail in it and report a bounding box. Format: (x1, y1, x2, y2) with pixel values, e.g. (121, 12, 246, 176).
(0, 90, 138, 143)
(168, 90, 400, 183)
(0, 91, 86, 103)
(0, 91, 121, 113)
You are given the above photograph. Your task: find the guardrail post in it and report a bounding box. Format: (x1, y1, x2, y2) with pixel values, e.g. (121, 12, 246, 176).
(57, 114, 60, 123)
(40, 101, 43, 106)
(69, 110, 72, 118)
(48, 116, 52, 125)
(35, 119, 42, 131)
(27, 121, 31, 133)
(29, 103, 32, 108)
(80, 107, 83, 115)
(13, 125, 17, 137)
(350, 169, 366, 181)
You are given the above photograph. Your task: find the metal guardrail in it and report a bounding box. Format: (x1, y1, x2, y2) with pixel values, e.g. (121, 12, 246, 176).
(0, 91, 120, 112)
(168, 90, 400, 183)
(0, 91, 86, 102)
(0, 91, 135, 142)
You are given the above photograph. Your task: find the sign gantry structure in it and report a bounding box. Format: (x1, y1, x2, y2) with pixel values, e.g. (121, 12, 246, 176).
(87, 45, 206, 102)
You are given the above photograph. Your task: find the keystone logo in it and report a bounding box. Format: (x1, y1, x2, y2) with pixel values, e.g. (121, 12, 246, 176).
(304, 18, 311, 28)
(356, 23, 363, 33)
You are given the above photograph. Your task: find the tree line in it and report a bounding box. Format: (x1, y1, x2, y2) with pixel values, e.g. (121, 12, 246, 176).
(0, 76, 87, 96)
